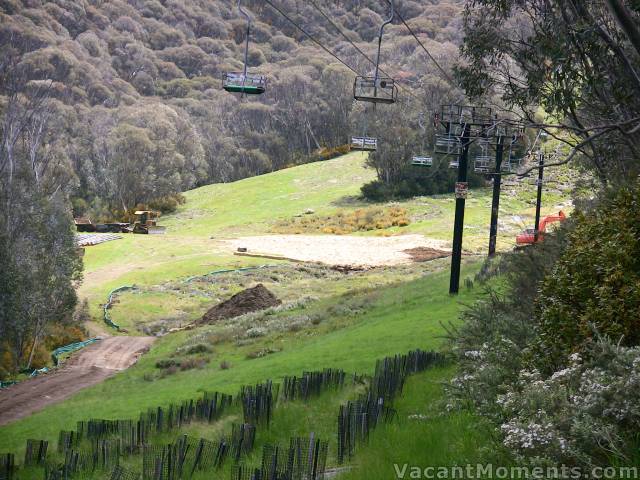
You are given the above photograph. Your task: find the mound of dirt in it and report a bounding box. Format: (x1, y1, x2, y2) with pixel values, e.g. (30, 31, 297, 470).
(402, 247, 450, 262)
(200, 284, 281, 324)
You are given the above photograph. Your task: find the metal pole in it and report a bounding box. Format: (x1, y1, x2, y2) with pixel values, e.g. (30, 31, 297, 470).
(533, 151, 544, 242)
(238, 0, 250, 78)
(373, 0, 394, 82)
(449, 124, 471, 295)
(488, 136, 504, 256)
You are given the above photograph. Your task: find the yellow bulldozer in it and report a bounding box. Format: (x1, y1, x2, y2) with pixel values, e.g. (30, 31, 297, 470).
(131, 210, 166, 235)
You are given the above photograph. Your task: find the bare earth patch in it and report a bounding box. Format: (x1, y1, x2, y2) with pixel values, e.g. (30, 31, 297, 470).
(0, 336, 154, 426)
(226, 234, 451, 268)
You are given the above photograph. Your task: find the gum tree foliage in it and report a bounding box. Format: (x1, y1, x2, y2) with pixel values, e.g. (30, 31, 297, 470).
(457, 0, 640, 181)
(0, 51, 82, 374)
(451, 0, 640, 461)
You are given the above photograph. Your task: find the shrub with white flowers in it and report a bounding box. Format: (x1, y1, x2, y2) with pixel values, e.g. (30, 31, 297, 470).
(453, 337, 640, 466)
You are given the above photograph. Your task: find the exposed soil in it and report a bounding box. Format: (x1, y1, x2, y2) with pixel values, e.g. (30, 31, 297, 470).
(0, 336, 154, 426)
(226, 234, 451, 268)
(402, 247, 451, 262)
(199, 284, 281, 324)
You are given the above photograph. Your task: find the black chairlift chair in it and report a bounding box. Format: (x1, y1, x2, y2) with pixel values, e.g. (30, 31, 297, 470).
(223, 0, 266, 95)
(353, 0, 398, 104)
(435, 133, 462, 156)
(354, 76, 398, 104)
(351, 136, 378, 151)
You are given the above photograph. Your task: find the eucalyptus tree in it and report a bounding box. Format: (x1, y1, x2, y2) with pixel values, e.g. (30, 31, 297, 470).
(457, 0, 640, 182)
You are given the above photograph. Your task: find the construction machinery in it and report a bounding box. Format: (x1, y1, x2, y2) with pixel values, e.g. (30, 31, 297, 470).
(131, 210, 166, 235)
(516, 211, 566, 245)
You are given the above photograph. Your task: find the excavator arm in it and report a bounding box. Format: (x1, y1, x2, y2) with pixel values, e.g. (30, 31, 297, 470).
(516, 210, 566, 245)
(538, 210, 566, 233)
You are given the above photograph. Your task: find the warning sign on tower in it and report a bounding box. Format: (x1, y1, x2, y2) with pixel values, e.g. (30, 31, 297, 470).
(455, 182, 468, 199)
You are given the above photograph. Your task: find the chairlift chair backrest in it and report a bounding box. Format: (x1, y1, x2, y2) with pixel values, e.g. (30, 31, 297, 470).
(410, 114, 431, 167)
(411, 156, 432, 167)
(223, 72, 266, 94)
(440, 105, 493, 126)
(351, 136, 378, 151)
(354, 76, 398, 103)
(435, 133, 462, 156)
(353, 0, 397, 104)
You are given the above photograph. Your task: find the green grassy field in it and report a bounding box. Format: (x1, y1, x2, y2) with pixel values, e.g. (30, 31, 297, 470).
(5, 259, 515, 480)
(0, 152, 573, 477)
(79, 152, 570, 334)
(0, 261, 482, 454)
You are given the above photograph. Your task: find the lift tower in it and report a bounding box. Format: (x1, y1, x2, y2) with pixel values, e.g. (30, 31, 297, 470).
(437, 105, 493, 294)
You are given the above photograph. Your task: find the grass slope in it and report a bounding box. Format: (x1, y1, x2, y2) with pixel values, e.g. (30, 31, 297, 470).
(0, 261, 481, 455)
(79, 152, 570, 333)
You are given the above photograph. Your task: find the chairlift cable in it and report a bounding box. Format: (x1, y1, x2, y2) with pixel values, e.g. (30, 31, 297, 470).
(263, 0, 361, 76)
(238, 0, 251, 79)
(389, 2, 456, 87)
(373, 0, 394, 85)
(307, 0, 421, 102)
(223, 0, 266, 95)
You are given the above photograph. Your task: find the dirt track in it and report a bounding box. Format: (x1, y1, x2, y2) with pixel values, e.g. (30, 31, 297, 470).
(0, 336, 154, 426)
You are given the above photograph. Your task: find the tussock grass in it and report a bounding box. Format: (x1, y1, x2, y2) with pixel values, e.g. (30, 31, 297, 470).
(273, 206, 410, 235)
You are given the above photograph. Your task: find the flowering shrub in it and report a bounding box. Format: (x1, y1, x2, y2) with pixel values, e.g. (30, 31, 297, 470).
(497, 341, 640, 466)
(533, 182, 640, 372)
(452, 337, 640, 467)
(451, 183, 640, 467)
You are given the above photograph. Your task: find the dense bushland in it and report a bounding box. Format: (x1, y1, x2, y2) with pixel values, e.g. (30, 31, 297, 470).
(533, 185, 640, 373)
(0, 0, 464, 219)
(451, 181, 640, 467)
(452, 0, 640, 468)
(0, 79, 83, 377)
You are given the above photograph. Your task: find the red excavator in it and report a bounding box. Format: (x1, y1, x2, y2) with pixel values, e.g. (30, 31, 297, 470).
(516, 210, 566, 245)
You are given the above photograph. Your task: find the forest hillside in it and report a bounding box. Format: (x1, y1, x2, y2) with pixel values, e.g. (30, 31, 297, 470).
(1, 0, 463, 217)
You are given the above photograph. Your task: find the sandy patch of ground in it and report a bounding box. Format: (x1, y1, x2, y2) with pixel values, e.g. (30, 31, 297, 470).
(226, 234, 451, 267)
(0, 336, 154, 426)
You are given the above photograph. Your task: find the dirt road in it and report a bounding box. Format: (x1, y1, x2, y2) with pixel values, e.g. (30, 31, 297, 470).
(0, 336, 154, 426)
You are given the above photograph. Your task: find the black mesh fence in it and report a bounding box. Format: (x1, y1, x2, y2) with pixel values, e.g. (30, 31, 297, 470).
(228, 423, 257, 462)
(57, 431, 79, 454)
(370, 350, 444, 400)
(44, 450, 86, 480)
(24, 439, 48, 466)
(110, 465, 141, 480)
(232, 466, 265, 480)
(337, 350, 443, 463)
(142, 440, 191, 480)
(140, 426, 255, 479)
(337, 396, 396, 463)
(195, 391, 233, 422)
(187, 437, 228, 473)
(0, 453, 14, 480)
(281, 369, 346, 402)
(233, 435, 328, 480)
(240, 381, 278, 426)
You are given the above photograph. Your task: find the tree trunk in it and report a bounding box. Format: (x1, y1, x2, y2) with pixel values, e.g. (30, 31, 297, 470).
(606, 0, 640, 58)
